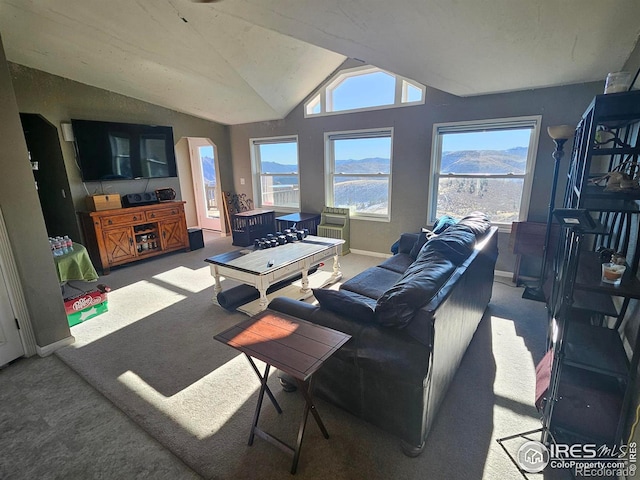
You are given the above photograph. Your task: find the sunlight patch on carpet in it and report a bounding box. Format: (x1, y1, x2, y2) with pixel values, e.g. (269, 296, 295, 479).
(152, 266, 215, 293)
(68, 280, 187, 346)
(117, 355, 273, 440)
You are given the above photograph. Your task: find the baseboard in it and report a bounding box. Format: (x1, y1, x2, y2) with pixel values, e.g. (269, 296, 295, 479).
(349, 248, 392, 259)
(37, 335, 75, 357)
(494, 269, 513, 279)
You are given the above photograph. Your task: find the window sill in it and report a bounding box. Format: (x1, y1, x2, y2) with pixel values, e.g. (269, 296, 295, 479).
(351, 214, 390, 223)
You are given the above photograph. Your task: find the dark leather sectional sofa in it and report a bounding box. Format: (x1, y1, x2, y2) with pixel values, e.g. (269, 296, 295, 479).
(268, 212, 499, 455)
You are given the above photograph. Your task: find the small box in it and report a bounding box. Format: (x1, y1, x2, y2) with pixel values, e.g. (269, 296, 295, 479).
(86, 194, 122, 211)
(67, 301, 108, 328)
(64, 290, 108, 315)
(188, 228, 204, 250)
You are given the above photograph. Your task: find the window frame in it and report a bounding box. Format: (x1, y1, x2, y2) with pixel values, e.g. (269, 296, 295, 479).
(305, 65, 425, 118)
(249, 135, 300, 212)
(324, 127, 394, 222)
(428, 116, 542, 230)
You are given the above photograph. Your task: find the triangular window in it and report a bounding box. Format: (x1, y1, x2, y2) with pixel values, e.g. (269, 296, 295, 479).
(305, 65, 425, 117)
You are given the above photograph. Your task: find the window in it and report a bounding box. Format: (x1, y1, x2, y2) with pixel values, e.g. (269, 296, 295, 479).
(305, 65, 425, 117)
(429, 117, 541, 227)
(325, 129, 393, 221)
(250, 136, 299, 210)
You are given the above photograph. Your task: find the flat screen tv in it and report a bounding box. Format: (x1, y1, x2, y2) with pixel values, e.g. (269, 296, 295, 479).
(71, 119, 177, 182)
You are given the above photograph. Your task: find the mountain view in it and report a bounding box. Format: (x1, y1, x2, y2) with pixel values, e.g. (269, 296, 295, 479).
(201, 156, 217, 185)
(260, 147, 527, 221)
(437, 147, 527, 223)
(441, 147, 527, 174)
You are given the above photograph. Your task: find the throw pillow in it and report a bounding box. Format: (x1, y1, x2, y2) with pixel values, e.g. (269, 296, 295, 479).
(432, 215, 458, 234)
(312, 288, 376, 323)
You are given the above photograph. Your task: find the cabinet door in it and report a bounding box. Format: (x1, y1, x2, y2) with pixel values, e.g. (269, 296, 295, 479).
(159, 218, 187, 251)
(103, 226, 136, 264)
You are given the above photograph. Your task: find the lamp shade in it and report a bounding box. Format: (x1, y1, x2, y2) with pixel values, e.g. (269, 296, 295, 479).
(547, 125, 576, 140)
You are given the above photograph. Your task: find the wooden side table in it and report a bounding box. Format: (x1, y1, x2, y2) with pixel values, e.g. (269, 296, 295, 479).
(214, 309, 351, 474)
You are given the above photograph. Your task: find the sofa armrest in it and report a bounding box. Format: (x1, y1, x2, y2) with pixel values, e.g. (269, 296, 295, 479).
(397, 232, 421, 255)
(268, 296, 319, 318)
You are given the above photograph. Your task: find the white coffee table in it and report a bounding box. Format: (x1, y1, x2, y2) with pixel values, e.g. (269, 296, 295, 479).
(206, 236, 345, 315)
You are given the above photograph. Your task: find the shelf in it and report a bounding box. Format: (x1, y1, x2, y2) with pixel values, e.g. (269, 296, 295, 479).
(550, 365, 624, 444)
(570, 289, 618, 317)
(137, 248, 161, 256)
(574, 251, 640, 299)
(580, 184, 640, 203)
(587, 146, 640, 156)
(547, 90, 640, 448)
(563, 322, 629, 378)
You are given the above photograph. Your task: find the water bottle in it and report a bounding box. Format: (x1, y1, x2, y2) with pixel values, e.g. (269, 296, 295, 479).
(64, 235, 73, 252)
(57, 237, 67, 254)
(53, 240, 63, 256)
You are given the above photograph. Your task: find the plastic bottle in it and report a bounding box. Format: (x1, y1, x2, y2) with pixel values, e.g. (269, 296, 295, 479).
(53, 240, 63, 256)
(64, 235, 73, 252)
(57, 237, 68, 254)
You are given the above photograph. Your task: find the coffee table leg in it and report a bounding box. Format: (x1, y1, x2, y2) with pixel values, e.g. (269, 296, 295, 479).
(212, 266, 222, 298)
(256, 278, 270, 311)
(330, 252, 342, 282)
(300, 269, 310, 293)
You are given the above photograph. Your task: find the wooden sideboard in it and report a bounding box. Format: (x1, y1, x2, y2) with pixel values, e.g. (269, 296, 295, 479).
(79, 201, 189, 274)
(509, 221, 559, 285)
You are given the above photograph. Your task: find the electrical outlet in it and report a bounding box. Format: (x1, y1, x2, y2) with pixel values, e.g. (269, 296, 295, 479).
(240, 178, 245, 185)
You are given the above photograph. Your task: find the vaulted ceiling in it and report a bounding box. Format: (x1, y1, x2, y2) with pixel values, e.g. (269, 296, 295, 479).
(1, 0, 639, 125)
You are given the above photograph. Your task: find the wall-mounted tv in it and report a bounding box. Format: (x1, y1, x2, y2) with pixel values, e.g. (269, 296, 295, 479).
(71, 119, 178, 182)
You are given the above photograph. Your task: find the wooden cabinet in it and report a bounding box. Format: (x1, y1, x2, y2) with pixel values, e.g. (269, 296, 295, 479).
(80, 201, 189, 274)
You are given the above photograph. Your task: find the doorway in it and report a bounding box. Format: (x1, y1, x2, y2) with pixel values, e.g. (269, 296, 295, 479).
(0, 261, 23, 366)
(20, 113, 81, 241)
(188, 138, 225, 232)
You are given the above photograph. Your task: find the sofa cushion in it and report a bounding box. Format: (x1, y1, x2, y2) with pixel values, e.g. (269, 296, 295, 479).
(457, 211, 491, 235)
(375, 222, 486, 327)
(374, 252, 457, 327)
(340, 266, 403, 299)
(378, 253, 414, 274)
(312, 288, 377, 323)
(421, 227, 476, 265)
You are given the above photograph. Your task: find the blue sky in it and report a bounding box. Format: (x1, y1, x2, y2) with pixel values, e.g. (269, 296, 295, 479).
(258, 73, 531, 164)
(442, 129, 531, 152)
(199, 145, 213, 157)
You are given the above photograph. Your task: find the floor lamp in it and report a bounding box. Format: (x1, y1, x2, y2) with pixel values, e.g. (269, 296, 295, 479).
(522, 125, 576, 302)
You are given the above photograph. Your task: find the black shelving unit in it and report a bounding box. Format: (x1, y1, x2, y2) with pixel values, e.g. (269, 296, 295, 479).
(542, 90, 640, 447)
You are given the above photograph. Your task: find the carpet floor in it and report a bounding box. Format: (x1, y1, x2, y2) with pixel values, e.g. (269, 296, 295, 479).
(5, 231, 567, 479)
